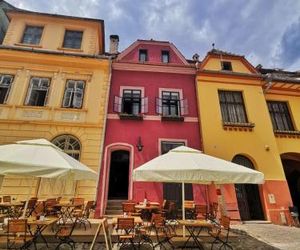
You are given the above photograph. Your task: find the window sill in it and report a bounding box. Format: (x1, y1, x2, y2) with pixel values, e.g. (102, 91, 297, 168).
(223, 122, 255, 132)
(274, 130, 300, 138)
(15, 105, 51, 110)
(119, 113, 143, 120)
(54, 107, 88, 112)
(57, 47, 83, 52)
(161, 116, 184, 122)
(0, 104, 13, 108)
(14, 43, 42, 48)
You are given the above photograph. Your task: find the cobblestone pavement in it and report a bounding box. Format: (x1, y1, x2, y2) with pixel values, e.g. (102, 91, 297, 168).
(232, 223, 300, 250)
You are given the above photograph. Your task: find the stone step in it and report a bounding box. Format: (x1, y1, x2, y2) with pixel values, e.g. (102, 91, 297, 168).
(242, 220, 272, 224)
(105, 209, 123, 215)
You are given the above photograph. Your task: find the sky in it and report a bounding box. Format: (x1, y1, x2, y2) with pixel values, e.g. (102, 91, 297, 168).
(6, 0, 300, 71)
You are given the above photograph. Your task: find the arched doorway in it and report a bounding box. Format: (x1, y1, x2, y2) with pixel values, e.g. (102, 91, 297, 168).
(108, 150, 130, 200)
(233, 155, 264, 220)
(281, 153, 300, 212)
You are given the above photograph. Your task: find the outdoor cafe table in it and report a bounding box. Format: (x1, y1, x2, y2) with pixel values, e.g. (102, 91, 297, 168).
(27, 217, 58, 247)
(0, 202, 24, 217)
(54, 203, 78, 223)
(111, 215, 143, 226)
(178, 219, 213, 249)
(135, 204, 160, 221)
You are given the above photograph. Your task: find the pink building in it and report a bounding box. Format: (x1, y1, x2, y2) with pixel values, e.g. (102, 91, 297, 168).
(95, 39, 203, 216)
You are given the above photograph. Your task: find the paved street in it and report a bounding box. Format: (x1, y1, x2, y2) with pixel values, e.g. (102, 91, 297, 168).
(232, 223, 300, 250)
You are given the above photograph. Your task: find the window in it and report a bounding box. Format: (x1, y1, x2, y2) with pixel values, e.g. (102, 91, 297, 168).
(25, 77, 50, 106)
(62, 80, 85, 109)
(267, 101, 294, 131)
(122, 89, 141, 115)
(52, 135, 81, 160)
(162, 51, 170, 63)
(161, 141, 185, 154)
(162, 91, 180, 116)
(63, 30, 83, 49)
(221, 61, 232, 71)
(0, 75, 13, 104)
(218, 90, 248, 123)
(21, 25, 43, 45)
(139, 49, 148, 62)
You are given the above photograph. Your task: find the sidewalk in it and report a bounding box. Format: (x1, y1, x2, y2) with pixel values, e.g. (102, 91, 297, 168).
(232, 223, 300, 250)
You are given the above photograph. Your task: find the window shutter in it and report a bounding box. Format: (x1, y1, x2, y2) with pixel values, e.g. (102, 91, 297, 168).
(180, 99, 188, 116)
(141, 97, 148, 114)
(113, 96, 122, 113)
(156, 97, 162, 115)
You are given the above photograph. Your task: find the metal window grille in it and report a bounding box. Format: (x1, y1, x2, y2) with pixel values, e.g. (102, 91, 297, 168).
(52, 135, 81, 160)
(218, 90, 248, 123)
(267, 101, 294, 131)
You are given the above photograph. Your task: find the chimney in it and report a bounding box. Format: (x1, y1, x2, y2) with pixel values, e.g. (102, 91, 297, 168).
(109, 35, 119, 54)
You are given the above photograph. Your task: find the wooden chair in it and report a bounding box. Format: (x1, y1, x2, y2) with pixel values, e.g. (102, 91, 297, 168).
(184, 200, 195, 219)
(74, 200, 95, 230)
(209, 202, 219, 222)
(7, 219, 33, 249)
(151, 213, 174, 249)
(209, 215, 233, 250)
(116, 217, 137, 249)
(45, 198, 59, 216)
(195, 204, 208, 220)
(25, 198, 38, 217)
(122, 202, 141, 216)
(55, 218, 78, 250)
(3, 195, 11, 203)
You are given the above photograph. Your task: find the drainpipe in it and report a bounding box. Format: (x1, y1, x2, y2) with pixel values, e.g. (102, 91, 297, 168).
(94, 55, 114, 217)
(263, 73, 274, 93)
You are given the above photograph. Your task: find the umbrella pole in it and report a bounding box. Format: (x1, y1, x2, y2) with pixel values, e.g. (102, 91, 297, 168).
(22, 176, 35, 218)
(182, 182, 186, 237)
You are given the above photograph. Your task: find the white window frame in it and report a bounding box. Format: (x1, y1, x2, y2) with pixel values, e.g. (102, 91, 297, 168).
(25, 77, 50, 106)
(62, 80, 85, 109)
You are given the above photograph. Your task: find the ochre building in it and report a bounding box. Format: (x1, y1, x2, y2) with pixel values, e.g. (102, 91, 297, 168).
(196, 49, 297, 225)
(0, 8, 110, 201)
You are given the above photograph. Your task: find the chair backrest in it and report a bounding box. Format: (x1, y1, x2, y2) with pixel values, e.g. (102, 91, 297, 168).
(45, 198, 57, 206)
(184, 200, 195, 209)
(195, 204, 207, 215)
(85, 201, 95, 211)
(220, 215, 231, 230)
(122, 202, 135, 213)
(210, 202, 218, 217)
(3, 196, 11, 203)
(151, 213, 165, 227)
(8, 219, 27, 233)
(117, 217, 135, 230)
(71, 198, 85, 208)
(27, 198, 38, 209)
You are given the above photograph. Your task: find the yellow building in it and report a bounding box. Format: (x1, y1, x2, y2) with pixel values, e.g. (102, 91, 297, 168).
(0, 8, 110, 201)
(196, 49, 294, 225)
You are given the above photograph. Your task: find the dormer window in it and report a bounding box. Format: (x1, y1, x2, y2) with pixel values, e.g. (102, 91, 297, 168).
(21, 25, 43, 45)
(63, 30, 83, 49)
(221, 61, 232, 71)
(162, 51, 170, 63)
(139, 49, 148, 62)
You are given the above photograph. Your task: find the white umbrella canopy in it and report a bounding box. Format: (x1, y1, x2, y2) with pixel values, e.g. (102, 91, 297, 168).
(0, 139, 97, 180)
(133, 146, 264, 184)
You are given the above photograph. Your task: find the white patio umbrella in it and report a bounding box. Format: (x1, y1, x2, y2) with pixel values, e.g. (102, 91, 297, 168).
(0, 138, 97, 217)
(133, 146, 264, 234)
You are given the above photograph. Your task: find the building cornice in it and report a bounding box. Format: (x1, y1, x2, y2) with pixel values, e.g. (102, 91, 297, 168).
(112, 62, 195, 75)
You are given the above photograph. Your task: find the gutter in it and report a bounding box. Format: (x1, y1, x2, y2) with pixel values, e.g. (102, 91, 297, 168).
(94, 55, 114, 217)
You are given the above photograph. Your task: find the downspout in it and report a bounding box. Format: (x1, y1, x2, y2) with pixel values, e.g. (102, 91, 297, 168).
(263, 73, 274, 93)
(194, 61, 209, 206)
(95, 55, 113, 217)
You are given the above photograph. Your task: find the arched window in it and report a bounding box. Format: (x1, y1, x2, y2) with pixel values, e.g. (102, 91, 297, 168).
(232, 155, 255, 170)
(52, 134, 81, 160)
